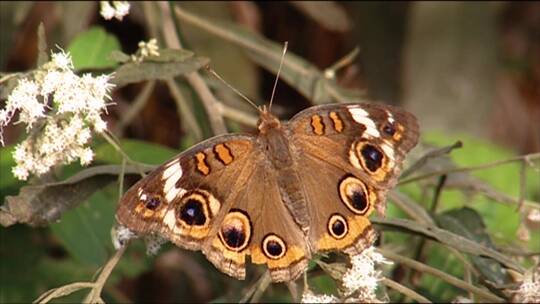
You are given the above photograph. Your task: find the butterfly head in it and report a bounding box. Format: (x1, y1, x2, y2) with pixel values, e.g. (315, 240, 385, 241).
(257, 105, 281, 134)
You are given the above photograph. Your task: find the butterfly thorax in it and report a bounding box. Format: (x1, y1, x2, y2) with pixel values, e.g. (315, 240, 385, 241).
(256, 109, 311, 231)
(257, 109, 293, 168)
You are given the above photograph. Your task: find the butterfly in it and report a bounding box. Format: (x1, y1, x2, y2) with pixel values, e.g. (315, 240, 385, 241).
(115, 101, 419, 282)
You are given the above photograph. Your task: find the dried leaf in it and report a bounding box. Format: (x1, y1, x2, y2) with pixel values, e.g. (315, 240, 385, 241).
(145, 48, 194, 63)
(0, 165, 153, 227)
(109, 50, 131, 63)
(111, 56, 209, 87)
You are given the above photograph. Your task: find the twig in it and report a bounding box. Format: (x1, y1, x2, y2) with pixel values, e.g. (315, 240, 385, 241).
(159, 2, 227, 135)
(240, 271, 271, 303)
(115, 80, 156, 136)
(399, 152, 540, 185)
(250, 272, 272, 303)
(118, 158, 126, 200)
(166, 78, 204, 141)
(378, 248, 505, 303)
(430, 175, 447, 213)
(101, 131, 147, 177)
(516, 160, 526, 212)
(220, 102, 259, 127)
(373, 217, 523, 272)
(186, 74, 228, 134)
(286, 281, 299, 303)
(381, 277, 431, 303)
(324, 47, 360, 79)
(34, 282, 95, 304)
(173, 5, 311, 77)
(34, 247, 129, 303)
(388, 191, 435, 225)
(0, 72, 23, 84)
(401, 141, 463, 179)
(83, 245, 128, 303)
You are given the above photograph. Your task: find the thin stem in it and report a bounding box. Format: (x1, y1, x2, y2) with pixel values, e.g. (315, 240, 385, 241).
(173, 6, 311, 77)
(240, 271, 270, 303)
(34, 282, 95, 304)
(285, 281, 299, 303)
(220, 102, 259, 127)
(401, 141, 463, 179)
(83, 246, 128, 303)
(381, 277, 432, 303)
(516, 160, 526, 212)
(0, 72, 23, 84)
(249, 271, 271, 303)
(118, 158, 126, 200)
(378, 248, 505, 303)
(159, 2, 227, 135)
(166, 78, 203, 141)
(115, 80, 156, 136)
(399, 153, 540, 186)
(101, 131, 146, 177)
(324, 47, 360, 78)
(430, 175, 447, 213)
(185, 73, 228, 134)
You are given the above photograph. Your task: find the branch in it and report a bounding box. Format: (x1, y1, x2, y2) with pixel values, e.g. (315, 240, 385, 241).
(378, 248, 505, 303)
(399, 153, 540, 185)
(381, 277, 432, 303)
(34, 246, 128, 303)
(159, 2, 227, 135)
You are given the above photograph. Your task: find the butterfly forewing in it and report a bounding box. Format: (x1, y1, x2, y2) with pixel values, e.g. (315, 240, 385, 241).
(116, 134, 257, 251)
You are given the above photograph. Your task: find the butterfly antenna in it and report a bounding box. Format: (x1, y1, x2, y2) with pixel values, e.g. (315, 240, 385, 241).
(206, 66, 261, 113)
(269, 41, 288, 111)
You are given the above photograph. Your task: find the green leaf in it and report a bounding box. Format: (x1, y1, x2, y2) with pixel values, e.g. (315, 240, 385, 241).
(0, 145, 23, 204)
(67, 26, 120, 70)
(372, 217, 523, 272)
(111, 56, 209, 87)
(423, 131, 540, 249)
(94, 139, 178, 165)
(0, 226, 46, 303)
(437, 208, 510, 286)
(50, 187, 116, 266)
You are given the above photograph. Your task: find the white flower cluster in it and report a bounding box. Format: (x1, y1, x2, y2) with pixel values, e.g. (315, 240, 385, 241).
(0, 50, 114, 180)
(301, 289, 339, 304)
(100, 1, 130, 21)
(132, 38, 160, 63)
(342, 247, 391, 300)
(512, 271, 540, 303)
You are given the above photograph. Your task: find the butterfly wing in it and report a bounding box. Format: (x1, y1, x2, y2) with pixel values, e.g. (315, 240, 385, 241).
(116, 133, 309, 281)
(287, 103, 419, 253)
(116, 134, 256, 250)
(202, 157, 310, 282)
